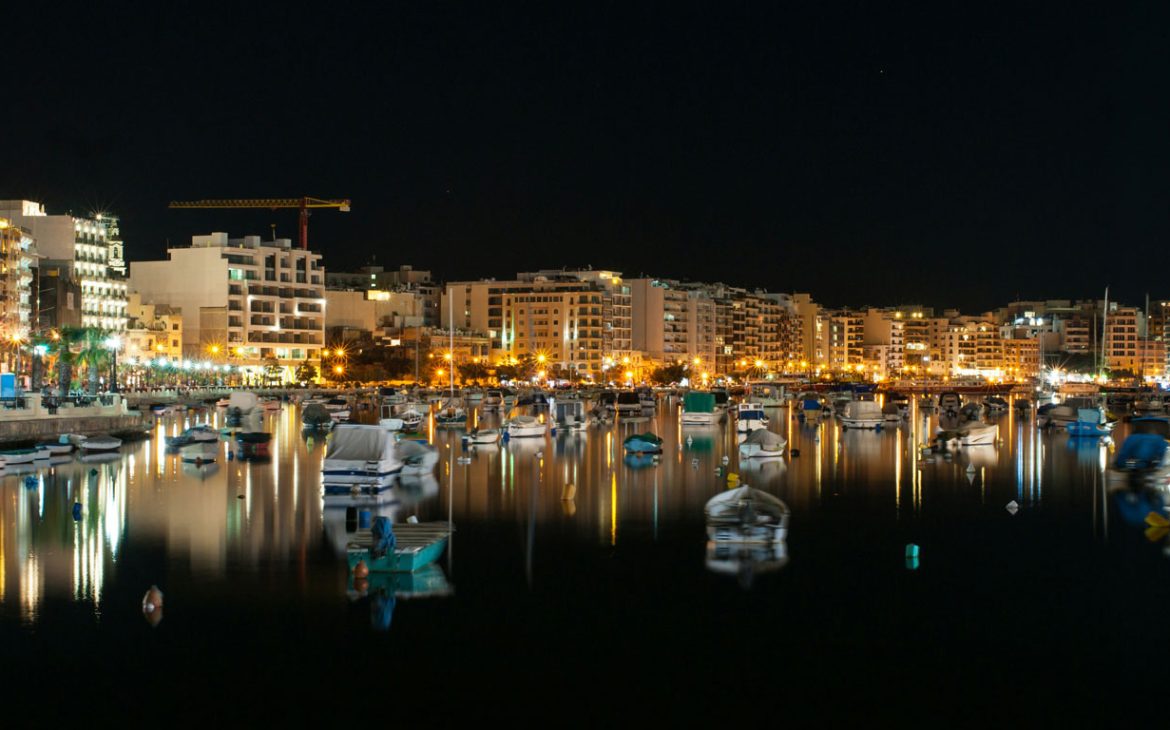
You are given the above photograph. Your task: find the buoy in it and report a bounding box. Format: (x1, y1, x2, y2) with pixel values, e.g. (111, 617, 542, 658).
(905, 543, 920, 558)
(562, 483, 577, 501)
(227, 451, 234, 461)
(1145, 511, 1170, 529)
(721, 456, 730, 465)
(72, 502, 82, 521)
(790, 448, 800, 457)
(89, 468, 98, 477)
(237, 494, 245, 499)
(966, 464, 976, 474)
(353, 577, 369, 594)
(1005, 500, 1019, 514)
(686, 436, 693, 446)
(23, 475, 37, 488)
(407, 515, 419, 524)
(142, 585, 165, 613)
(353, 560, 370, 579)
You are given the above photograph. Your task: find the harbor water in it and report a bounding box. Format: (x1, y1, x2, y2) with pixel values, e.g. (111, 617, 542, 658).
(1, 398, 1166, 723)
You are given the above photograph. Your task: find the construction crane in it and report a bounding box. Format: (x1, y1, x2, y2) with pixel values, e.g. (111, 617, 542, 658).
(168, 197, 351, 250)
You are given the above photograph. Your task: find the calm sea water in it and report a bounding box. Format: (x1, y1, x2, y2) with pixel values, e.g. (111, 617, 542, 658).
(2, 397, 1167, 723)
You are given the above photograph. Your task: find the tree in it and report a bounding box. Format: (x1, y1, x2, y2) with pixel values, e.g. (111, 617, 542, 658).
(294, 360, 318, 384)
(649, 363, 687, 385)
(263, 357, 283, 386)
(460, 361, 490, 384)
(496, 354, 537, 382)
(67, 327, 111, 395)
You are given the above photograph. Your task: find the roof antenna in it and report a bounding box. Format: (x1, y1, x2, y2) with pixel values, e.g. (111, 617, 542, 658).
(270, 223, 277, 241)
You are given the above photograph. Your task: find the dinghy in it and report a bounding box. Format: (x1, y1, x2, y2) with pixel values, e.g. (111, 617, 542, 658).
(738, 428, 787, 459)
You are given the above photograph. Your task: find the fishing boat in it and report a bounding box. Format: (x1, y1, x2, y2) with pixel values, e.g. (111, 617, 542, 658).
(983, 396, 1009, 414)
(396, 439, 439, 476)
(0, 448, 40, 465)
(302, 403, 333, 430)
(1066, 408, 1116, 438)
(467, 428, 500, 445)
(553, 399, 588, 431)
(797, 392, 825, 417)
(1111, 417, 1170, 483)
(322, 425, 402, 498)
(681, 391, 717, 426)
(750, 382, 784, 407)
(840, 400, 883, 429)
(615, 391, 642, 415)
(165, 425, 220, 448)
(345, 519, 453, 573)
(396, 407, 426, 432)
(234, 431, 272, 460)
(507, 415, 547, 438)
(179, 441, 218, 465)
(482, 389, 505, 411)
(960, 422, 999, 446)
(736, 403, 769, 434)
(80, 434, 122, 453)
(623, 432, 663, 454)
(35, 438, 74, 456)
(738, 428, 787, 459)
(704, 486, 790, 544)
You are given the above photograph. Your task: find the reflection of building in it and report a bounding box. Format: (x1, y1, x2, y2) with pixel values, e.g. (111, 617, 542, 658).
(129, 232, 325, 377)
(124, 293, 183, 362)
(0, 200, 127, 331)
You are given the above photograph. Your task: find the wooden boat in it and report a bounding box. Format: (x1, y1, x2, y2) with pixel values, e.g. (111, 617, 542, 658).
(738, 428, 787, 459)
(345, 521, 453, 573)
(705, 486, 790, 544)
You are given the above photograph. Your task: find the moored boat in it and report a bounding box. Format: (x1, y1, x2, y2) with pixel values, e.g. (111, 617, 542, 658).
(840, 400, 883, 429)
(467, 428, 500, 445)
(80, 434, 122, 453)
(322, 424, 402, 498)
(507, 415, 547, 439)
(345, 518, 453, 573)
(681, 391, 717, 426)
(735, 403, 769, 434)
(738, 428, 787, 459)
(396, 439, 439, 476)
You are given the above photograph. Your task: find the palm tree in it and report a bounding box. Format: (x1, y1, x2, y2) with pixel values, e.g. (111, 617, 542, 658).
(53, 328, 81, 398)
(63, 327, 111, 395)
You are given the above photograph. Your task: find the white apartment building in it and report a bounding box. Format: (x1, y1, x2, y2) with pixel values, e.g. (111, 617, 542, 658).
(129, 233, 325, 376)
(0, 200, 127, 331)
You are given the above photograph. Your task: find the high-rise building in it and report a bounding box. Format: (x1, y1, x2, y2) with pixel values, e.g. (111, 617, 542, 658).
(124, 293, 183, 362)
(326, 264, 440, 326)
(129, 233, 325, 377)
(0, 200, 127, 331)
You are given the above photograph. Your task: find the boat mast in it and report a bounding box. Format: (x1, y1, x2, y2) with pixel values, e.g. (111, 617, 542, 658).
(449, 286, 455, 400)
(1101, 287, 1109, 378)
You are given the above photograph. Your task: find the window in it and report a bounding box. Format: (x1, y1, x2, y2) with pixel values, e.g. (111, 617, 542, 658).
(172, 323, 179, 330)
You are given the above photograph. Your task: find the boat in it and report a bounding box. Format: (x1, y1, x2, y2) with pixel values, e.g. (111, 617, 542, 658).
(507, 415, 547, 438)
(165, 425, 220, 448)
(378, 387, 407, 405)
(467, 428, 500, 445)
(261, 397, 283, 411)
(434, 401, 467, 427)
(214, 397, 231, 408)
(637, 387, 657, 410)
(881, 402, 902, 423)
(704, 486, 790, 544)
(0, 448, 40, 465)
(179, 441, 218, 464)
(623, 432, 663, 454)
(710, 388, 731, 412)
(797, 392, 825, 417)
(323, 396, 350, 413)
(345, 518, 453, 573)
(396, 439, 439, 476)
(322, 425, 402, 498)
(983, 396, 1009, 414)
(736, 403, 769, 434)
(553, 399, 588, 431)
(596, 390, 618, 412)
(1066, 408, 1116, 438)
(738, 428, 787, 459)
(35, 438, 74, 456)
(750, 382, 784, 407)
(464, 389, 484, 404)
(80, 434, 122, 453)
(234, 431, 272, 459)
(681, 391, 717, 426)
(482, 389, 505, 411)
(302, 403, 333, 430)
(615, 391, 642, 415)
(1112, 417, 1170, 483)
(226, 391, 260, 420)
(839, 400, 883, 429)
(1134, 391, 1166, 414)
(395, 407, 426, 432)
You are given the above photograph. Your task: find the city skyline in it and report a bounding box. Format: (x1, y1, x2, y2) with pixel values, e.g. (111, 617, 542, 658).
(3, 5, 1169, 312)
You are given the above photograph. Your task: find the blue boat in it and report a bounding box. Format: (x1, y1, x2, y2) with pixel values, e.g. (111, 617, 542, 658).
(346, 519, 453, 573)
(1112, 418, 1170, 476)
(1066, 408, 1115, 438)
(623, 432, 663, 454)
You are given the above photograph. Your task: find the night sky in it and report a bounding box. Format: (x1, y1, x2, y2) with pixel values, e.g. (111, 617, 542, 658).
(3, 2, 1168, 311)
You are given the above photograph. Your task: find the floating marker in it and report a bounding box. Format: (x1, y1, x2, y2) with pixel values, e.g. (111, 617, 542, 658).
(721, 456, 730, 465)
(407, 515, 419, 524)
(72, 502, 82, 521)
(686, 436, 693, 446)
(23, 476, 37, 489)
(1005, 500, 1019, 515)
(904, 543, 920, 558)
(1145, 511, 1170, 529)
(966, 464, 976, 474)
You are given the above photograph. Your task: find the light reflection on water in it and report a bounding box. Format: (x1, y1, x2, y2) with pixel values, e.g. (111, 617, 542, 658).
(0, 396, 1128, 622)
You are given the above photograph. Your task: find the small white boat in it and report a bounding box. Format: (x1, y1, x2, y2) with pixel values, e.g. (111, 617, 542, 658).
(81, 435, 122, 453)
(379, 418, 405, 432)
(397, 409, 425, 431)
(482, 390, 505, 411)
(735, 403, 769, 434)
(396, 439, 439, 477)
(840, 400, 884, 429)
(681, 392, 717, 426)
(705, 486, 790, 544)
(508, 415, 547, 438)
(0, 448, 39, 465)
(434, 402, 468, 427)
(330, 409, 352, 422)
(738, 429, 787, 459)
(36, 439, 74, 455)
(467, 429, 501, 445)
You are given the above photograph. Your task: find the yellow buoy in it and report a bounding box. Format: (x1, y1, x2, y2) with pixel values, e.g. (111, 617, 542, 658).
(562, 483, 577, 501)
(1145, 511, 1170, 529)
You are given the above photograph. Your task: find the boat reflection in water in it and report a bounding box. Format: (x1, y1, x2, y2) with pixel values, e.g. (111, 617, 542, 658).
(705, 540, 789, 589)
(347, 564, 453, 631)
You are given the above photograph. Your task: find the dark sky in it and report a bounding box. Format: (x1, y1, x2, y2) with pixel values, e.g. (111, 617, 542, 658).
(3, 2, 1168, 311)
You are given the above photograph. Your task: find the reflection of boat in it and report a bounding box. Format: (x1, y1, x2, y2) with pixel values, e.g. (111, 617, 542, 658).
(345, 520, 453, 573)
(35, 439, 74, 456)
(705, 541, 789, 586)
(736, 456, 787, 480)
(738, 428, 787, 458)
(79, 452, 121, 464)
(396, 439, 439, 477)
(234, 431, 272, 460)
(1111, 417, 1170, 484)
(623, 432, 663, 454)
(704, 486, 790, 544)
(840, 400, 883, 429)
(347, 564, 454, 631)
(623, 453, 658, 469)
(1066, 408, 1115, 438)
(964, 444, 998, 469)
(180, 442, 218, 464)
(323, 424, 402, 498)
